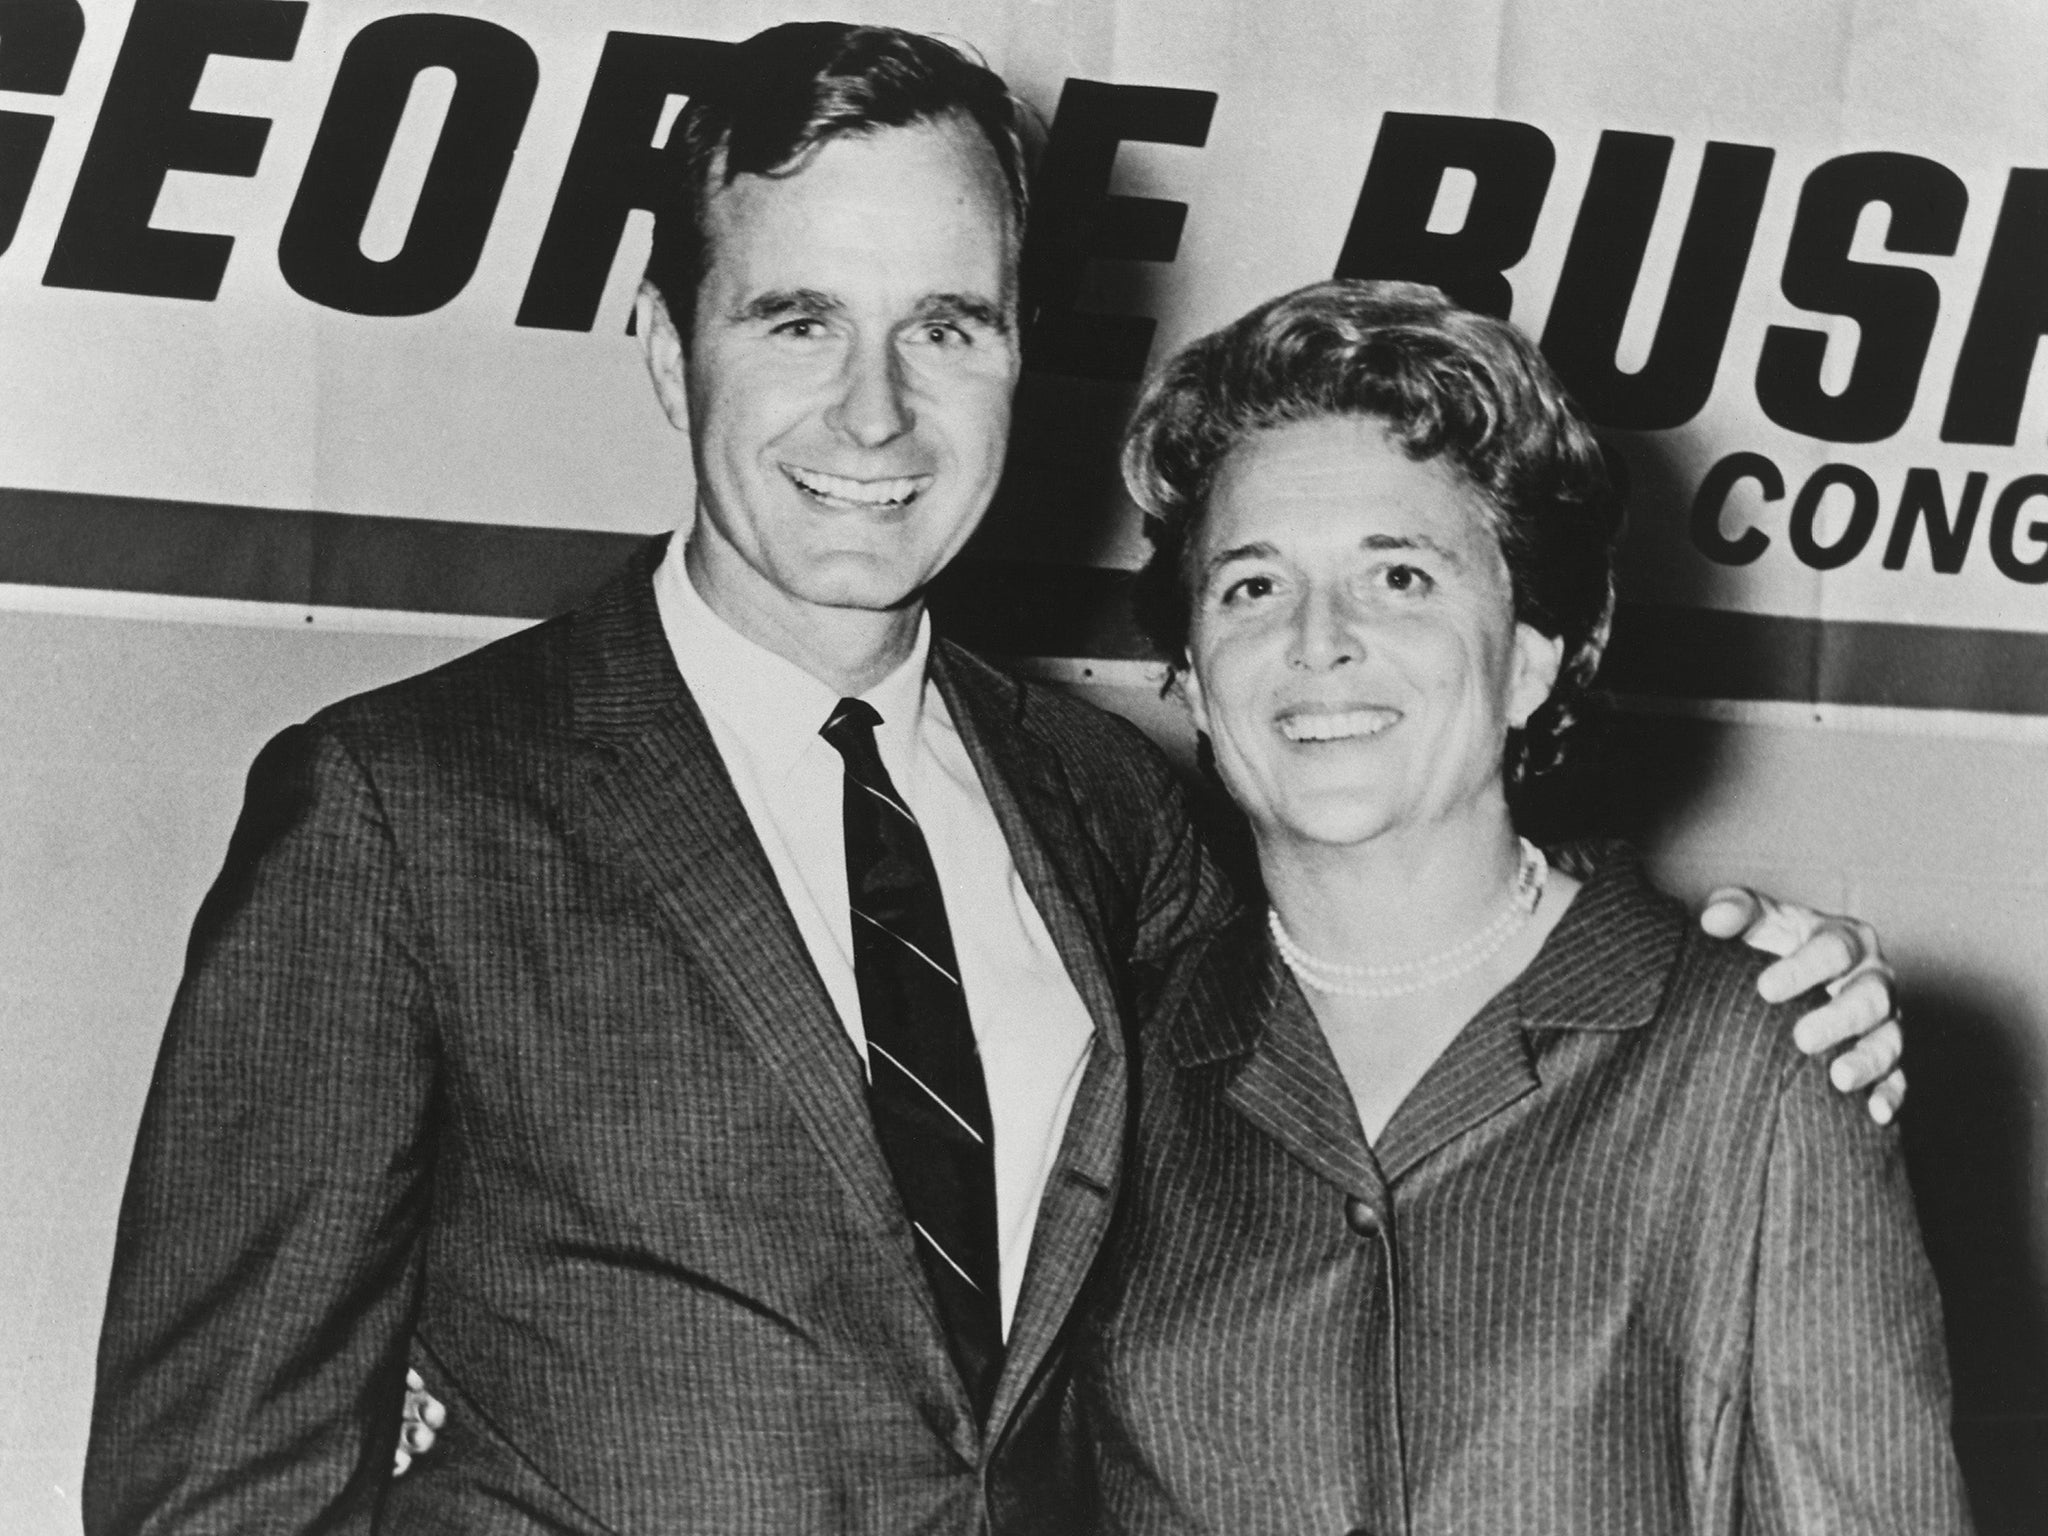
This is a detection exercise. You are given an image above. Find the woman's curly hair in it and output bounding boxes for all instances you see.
[1123,278,1624,781]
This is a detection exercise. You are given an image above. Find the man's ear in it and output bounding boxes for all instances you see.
[635,281,691,431]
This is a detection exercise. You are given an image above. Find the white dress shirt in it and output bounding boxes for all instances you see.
[654,547,1098,1336]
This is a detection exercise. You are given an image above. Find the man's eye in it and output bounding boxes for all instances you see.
[772,317,825,338]
[916,322,968,346]
[1380,564,1433,594]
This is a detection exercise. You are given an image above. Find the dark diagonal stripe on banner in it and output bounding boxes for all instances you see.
[1600,604,2048,717]
[4,486,2047,714]
[0,487,640,618]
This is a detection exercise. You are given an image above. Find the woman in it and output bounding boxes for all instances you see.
[1080,280,1970,1535]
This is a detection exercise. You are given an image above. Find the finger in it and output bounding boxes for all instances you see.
[1759,924,1868,1004]
[406,1368,424,1392]
[402,1385,446,1425]
[1727,892,1828,962]
[1789,964,1894,1052]
[393,1446,413,1477]
[1866,1068,1907,1125]
[1790,966,1894,1053]
[1698,886,1763,941]
[1827,1019,1904,1093]
[404,1420,438,1454]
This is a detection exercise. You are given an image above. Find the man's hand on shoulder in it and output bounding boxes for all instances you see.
[1700,887,1904,1125]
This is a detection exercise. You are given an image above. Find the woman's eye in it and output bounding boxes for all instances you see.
[1220,573,1276,604]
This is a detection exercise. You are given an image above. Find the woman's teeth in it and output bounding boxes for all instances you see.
[1279,708,1399,742]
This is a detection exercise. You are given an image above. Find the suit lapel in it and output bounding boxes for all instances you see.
[1217,941,1387,1206]
[1371,859,1673,1183]
[562,551,948,1357]
[1190,915,1540,1195]
[1370,998,1541,1184]
[1175,862,1677,1222]
[1167,921,1390,1218]
[930,649,1129,1434]
[931,647,1125,1051]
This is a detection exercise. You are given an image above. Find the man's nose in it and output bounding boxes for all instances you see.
[825,337,913,448]
[1287,586,1358,670]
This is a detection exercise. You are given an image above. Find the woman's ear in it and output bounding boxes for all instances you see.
[1507,623,1565,728]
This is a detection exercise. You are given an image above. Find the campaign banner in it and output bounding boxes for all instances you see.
[2,0,2044,720]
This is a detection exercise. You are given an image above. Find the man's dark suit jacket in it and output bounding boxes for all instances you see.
[1080,857,1972,1536]
[84,540,1228,1534]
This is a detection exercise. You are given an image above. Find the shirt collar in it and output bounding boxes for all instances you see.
[654,540,931,776]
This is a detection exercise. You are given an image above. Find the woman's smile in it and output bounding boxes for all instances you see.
[1274,704,1402,744]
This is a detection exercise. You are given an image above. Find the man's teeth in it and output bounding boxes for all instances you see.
[787,466,927,506]
[1279,709,1399,743]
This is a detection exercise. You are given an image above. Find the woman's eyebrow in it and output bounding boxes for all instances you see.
[1361,531,1465,567]
[1199,541,1279,583]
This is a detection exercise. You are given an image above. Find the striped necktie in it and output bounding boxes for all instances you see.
[820,697,1003,1419]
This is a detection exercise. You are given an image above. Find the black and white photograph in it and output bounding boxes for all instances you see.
[1,1,2042,1530]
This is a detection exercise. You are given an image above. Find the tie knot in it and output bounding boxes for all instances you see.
[820,697,884,759]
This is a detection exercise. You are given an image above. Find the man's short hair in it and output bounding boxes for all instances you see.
[645,22,1030,339]
[1124,278,1624,781]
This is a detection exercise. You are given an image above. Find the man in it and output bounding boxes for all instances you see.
[84,22,1900,1535]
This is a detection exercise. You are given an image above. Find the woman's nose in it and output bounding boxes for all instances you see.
[1286,587,1358,670]
[825,337,914,448]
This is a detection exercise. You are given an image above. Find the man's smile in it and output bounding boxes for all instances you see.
[783,464,932,508]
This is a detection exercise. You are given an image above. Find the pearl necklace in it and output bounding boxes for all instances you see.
[1268,838,1549,1000]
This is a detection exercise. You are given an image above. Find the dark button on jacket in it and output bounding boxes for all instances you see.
[1343,1196,1382,1238]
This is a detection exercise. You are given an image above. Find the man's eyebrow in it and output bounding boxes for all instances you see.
[915,292,1012,334]
[733,288,840,323]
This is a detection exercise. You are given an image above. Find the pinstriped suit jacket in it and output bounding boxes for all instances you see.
[1081,857,1972,1536]
[84,538,1230,1535]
